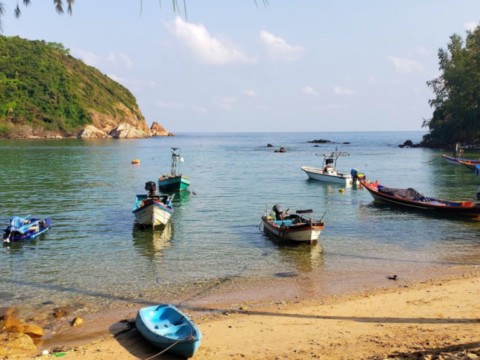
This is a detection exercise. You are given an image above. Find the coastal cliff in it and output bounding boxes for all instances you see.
[0,36,171,139]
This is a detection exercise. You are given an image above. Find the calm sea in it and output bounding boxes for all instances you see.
[1,132,479,315]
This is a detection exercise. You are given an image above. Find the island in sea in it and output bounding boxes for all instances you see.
[0,36,171,139]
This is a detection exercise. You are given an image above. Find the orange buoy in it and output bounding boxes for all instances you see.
[132,159,140,165]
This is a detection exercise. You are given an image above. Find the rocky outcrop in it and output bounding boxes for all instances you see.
[0,307,44,356]
[77,125,110,139]
[76,121,174,139]
[109,123,151,139]
[150,122,174,136]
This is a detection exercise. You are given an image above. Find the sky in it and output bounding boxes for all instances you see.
[1,1,479,133]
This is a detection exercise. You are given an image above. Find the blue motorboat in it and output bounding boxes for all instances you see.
[135,304,202,358]
[3,216,52,244]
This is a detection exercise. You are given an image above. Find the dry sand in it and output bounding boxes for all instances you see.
[11,270,480,360]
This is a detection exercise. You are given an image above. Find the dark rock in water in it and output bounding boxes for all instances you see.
[399,140,414,148]
[274,272,298,278]
[274,147,287,153]
[343,142,350,144]
[308,139,332,144]
[267,143,274,147]
[53,307,71,318]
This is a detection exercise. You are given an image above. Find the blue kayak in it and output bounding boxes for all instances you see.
[135,304,202,358]
[3,216,52,244]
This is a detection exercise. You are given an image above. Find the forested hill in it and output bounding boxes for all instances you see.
[0,36,152,138]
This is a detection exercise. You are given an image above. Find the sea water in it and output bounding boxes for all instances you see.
[0,132,479,314]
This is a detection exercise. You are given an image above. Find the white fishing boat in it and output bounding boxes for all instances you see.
[301,149,362,185]
[133,181,174,228]
[261,205,325,244]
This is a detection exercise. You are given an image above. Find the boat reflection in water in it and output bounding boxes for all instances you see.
[132,222,173,258]
[276,242,324,273]
[263,226,324,273]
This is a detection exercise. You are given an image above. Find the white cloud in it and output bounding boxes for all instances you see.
[167,17,254,65]
[416,47,430,56]
[213,96,237,110]
[154,101,185,110]
[193,106,208,114]
[243,90,256,97]
[388,56,423,74]
[465,21,478,32]
[259,30,304,61]
[72,49,133,70]
[302,86,318,95]
[334,86,354,96]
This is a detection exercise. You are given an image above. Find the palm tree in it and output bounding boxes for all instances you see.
[0,0,73,32]
[0,1,268,33]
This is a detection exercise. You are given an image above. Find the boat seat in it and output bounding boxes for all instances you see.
[155,323,191,337]
[274,219,293,227]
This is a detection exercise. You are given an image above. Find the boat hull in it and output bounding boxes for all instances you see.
[442,154,480,165]
[261,216,324,243]
[3,217,52,243]
[300,166,353,185]
[133,197,173,227]
[135,304,202,358]
[362,181,480,219]
[158,175,190,193]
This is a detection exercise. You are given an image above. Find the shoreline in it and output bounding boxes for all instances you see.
[5,266,480,359]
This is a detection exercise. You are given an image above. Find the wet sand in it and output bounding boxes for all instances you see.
[5,266,480,359]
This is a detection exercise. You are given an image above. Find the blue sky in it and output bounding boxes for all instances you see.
[1,1,479,132]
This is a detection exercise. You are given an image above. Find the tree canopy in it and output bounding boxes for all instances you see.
[422,25,480,147]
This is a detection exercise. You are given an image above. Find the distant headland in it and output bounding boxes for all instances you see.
[0,36,172,139]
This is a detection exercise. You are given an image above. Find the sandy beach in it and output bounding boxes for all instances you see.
[4,269,480,360]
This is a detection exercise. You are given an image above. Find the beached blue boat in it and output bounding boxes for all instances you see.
[135,304,202,358]
[3,216,52,244]
[158,148,190,193]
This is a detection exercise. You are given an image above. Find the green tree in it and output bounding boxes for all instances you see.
[423,25,480,147]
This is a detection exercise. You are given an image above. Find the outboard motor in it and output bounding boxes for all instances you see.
[145,181,157,197]
[351,168,365,182]
[272,204,283,220]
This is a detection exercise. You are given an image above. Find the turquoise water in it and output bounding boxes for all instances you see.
[1,132,479,314]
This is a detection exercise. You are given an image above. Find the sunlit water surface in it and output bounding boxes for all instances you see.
[0,132,479,314]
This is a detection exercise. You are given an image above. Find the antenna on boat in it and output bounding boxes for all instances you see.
[170,148,181,176]
[319,211,326,222]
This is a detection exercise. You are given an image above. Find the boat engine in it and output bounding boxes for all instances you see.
[145,181,157,197]
[272,204,283,220]
[351,168,365,182]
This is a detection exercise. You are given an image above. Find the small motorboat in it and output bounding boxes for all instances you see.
[3,216,52,244]
[301,149,363,186]
[135,304,202,358]
[362,180,480,220]
[158,148,190,193]
[261,204,325,244]
[133,181,174,228]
